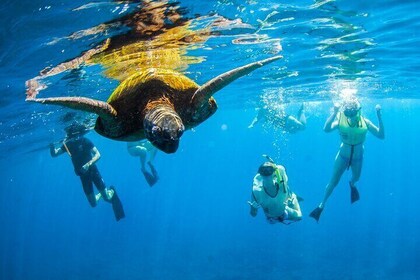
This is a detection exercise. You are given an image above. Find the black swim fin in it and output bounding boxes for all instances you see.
[148,162,159,180]
[350,183,360,204]
[110,186,125,221]
[142,170,158,187]
[309,206,323,223]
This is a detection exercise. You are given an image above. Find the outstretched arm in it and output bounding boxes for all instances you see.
[247,176,260,217]
[323,104,340,132]
[248,195,259,217]
[365,104,385,139]
[149,146,158,163]
[49,143,65,157]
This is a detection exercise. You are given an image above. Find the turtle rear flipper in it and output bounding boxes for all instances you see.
[27,96,117,121]
[191,55,283,104]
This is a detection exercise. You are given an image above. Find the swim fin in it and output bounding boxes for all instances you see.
[309,206,323,223]
[142,170,158,187]
[296,195,304,202]
[148,162,159,180]
[110,186,125,221]
[350,182,360,204]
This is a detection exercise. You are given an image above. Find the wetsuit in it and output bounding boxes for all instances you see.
[62,137,106,197]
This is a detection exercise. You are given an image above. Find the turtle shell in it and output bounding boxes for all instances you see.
[95,68,200,141]
[107,68,199,104]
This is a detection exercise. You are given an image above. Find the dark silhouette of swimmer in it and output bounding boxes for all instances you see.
[50,123,125,221]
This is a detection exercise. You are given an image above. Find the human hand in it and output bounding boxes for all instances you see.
[247,201,260,209]
[81,162,91,174]
[49,143,56,156]
[375,104,382,117]
[333,103,340,113]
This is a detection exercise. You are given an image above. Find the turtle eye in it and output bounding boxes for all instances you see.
[151,126,161,136]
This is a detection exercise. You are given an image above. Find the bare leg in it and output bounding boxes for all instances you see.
[128,144,148,171]
[144,147,159,186]
[285,116,305,133]
[297,103,306,126]
[350,158,363,186]
[285,103,306,133]
[139,153,147,172]
[148,148,157,164]
[349,158,363,203]
[319,152,348,208]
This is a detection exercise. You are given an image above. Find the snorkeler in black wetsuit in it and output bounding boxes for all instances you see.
[50,123,125,221]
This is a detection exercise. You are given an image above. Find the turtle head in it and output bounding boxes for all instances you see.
[144,104,185,154]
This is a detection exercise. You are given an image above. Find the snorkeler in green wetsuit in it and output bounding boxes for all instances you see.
[248,156,302,224]
[310,99,385,222]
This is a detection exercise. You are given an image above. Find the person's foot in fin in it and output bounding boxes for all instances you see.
[350,181,360,204]
[109,186,125,221]
[309,205,323,223]
[142,170,158,187]
[148,162,159,180]
[106,188,115,200]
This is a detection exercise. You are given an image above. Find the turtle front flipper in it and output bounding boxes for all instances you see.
[191,55,283,104]
[27,96,117,121]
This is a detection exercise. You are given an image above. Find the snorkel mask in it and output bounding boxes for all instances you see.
[258,162,276,177]
[64,123,89,140]
[259,154,277,176]
[343,99,361,118]
[259,154,288,193]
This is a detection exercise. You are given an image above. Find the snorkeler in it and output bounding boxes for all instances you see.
[309,99,385,222]
[248,103,306,133]
[127,140,159,187]
[50,123,125,221]
[248,155,302,224]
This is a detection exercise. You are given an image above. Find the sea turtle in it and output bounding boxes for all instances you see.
[27,56,282,153]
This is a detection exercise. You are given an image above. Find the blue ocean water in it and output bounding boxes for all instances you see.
[0,0,419,279]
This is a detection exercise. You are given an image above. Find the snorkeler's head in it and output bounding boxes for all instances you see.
[258,162,277,177]
[65,123,89,139]
[343,99,361,118]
